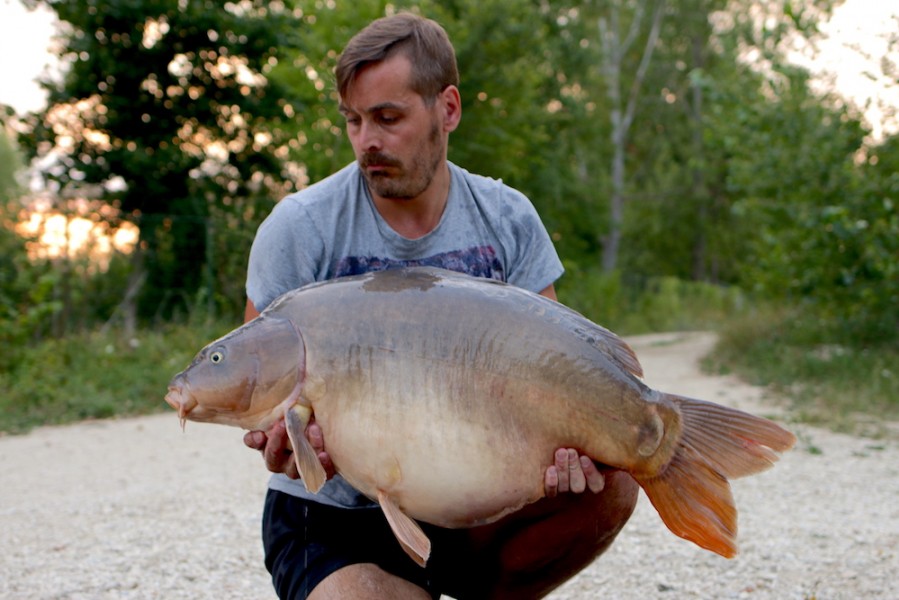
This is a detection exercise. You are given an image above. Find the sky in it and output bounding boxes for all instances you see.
[0,0,57,113]
[0,0,897,138]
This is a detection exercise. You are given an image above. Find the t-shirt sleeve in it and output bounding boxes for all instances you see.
[245,199,321,312]
[500,187,564,294]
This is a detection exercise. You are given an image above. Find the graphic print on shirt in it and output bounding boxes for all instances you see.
[333,246,504,281]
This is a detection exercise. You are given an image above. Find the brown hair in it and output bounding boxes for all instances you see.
[336,13,459,104]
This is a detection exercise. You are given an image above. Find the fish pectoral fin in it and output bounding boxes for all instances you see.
[285,405,327,493]
[377,490,431,568]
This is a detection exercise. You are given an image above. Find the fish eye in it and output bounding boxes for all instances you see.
[209,350,225,364]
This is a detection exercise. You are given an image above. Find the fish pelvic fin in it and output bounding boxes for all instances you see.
[285,404,327,493]
[378,490,431,567]
[636,394,796,558]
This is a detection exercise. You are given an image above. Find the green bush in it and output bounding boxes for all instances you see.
[557,265,744,335]
[710,306,899,436]
[0,319,234,434]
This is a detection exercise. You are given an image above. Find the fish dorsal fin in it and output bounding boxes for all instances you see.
[579,322,643,378]
[285,405,327,493]
[553,304,643,378]
[377,490,431,567]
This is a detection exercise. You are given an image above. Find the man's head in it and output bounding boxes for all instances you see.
[336,13,459,106]
[336,14,462,202]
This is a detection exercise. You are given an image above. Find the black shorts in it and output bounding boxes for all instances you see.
[261,489,500,599]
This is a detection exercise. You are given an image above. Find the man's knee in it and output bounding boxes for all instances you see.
[491,469,639,594]
[595,469,640,526]
[308,564,433,600]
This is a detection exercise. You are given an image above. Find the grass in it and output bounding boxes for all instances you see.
[707,306,899,439]
[0,319,234,434]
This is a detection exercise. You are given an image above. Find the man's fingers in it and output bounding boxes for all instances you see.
[243,430,266,451]
[554,448,570,493]
[263,420,296,476]
[567,449,586,493]
[307,422,325,454]
[581,456,605,493]
[544,465,559,498]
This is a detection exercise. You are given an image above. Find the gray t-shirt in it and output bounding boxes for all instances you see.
[246,161,564,508]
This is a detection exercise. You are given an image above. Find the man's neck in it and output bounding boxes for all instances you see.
[370,163,451,240]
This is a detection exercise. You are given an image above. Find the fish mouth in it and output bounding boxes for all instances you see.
[165,385,197,430]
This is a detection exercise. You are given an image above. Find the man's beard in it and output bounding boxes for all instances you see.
[360,122,442,200]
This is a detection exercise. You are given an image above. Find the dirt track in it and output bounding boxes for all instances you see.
[1,332,896,599]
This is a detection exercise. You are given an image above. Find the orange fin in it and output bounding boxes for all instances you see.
[669,394,796,479]
[285,405,327,493]
[378,490,431,567]
[639,447,738,557]
[637,394,796,558]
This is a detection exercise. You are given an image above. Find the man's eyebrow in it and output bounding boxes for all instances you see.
[339,101,407,115]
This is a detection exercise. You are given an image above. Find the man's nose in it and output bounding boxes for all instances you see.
[358,121,382,152]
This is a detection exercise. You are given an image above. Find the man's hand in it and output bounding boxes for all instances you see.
[544,448,605,497]
[243,419,335,480]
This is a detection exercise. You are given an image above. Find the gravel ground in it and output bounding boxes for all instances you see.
[1,332,896,599]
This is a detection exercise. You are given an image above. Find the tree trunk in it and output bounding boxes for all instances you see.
[101,240,145,338]
[597,0,666,272]
[689,34,708,282]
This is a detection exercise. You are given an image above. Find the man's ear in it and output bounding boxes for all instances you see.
[440,85,462,133]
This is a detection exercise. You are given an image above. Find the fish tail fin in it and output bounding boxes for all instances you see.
[636,394,796,558]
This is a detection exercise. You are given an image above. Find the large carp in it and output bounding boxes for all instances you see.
[165,267,794,566]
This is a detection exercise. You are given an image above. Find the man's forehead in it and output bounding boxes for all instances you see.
[339,55,422,113]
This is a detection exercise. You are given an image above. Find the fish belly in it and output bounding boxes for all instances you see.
[312,359,556,528]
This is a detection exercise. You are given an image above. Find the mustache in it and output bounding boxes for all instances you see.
[360,152,402,170]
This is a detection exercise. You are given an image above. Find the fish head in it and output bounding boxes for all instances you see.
[165,315,305,430]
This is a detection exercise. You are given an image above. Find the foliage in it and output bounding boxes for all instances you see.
[0,127,22,202]
[717,65,897,343]
[710,306,899,437]
[0,318,232,434]
[0,133,62,369]
[18,0,306,322]
[557,265,744,335]
[0,239,62,371]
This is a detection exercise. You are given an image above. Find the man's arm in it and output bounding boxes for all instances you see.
[538,284,558,301]
[244,299,261,322]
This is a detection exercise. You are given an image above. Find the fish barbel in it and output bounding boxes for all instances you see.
[165,267,795,566]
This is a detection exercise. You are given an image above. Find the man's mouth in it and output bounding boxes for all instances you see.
[362,153,400,174]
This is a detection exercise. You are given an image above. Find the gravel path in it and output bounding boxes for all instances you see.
[1,332,896,599]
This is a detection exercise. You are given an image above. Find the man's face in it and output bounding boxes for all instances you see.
[339,54,447,200]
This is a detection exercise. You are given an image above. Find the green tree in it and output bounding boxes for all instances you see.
[0,127,21,203]
[0,128,62,369]
[611,0,844,285]
[18,0,304,327]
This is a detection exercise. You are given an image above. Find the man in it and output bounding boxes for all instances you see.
[243,13,638,599]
